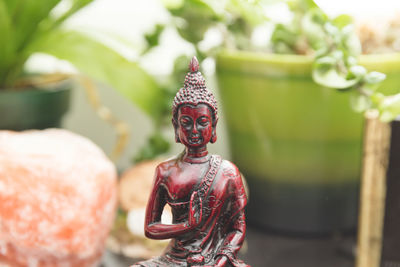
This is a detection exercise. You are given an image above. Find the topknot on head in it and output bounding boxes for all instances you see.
[189,56,199,73]
[172,56,218,123]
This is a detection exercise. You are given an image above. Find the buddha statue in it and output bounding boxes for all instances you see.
[132,57,249,267]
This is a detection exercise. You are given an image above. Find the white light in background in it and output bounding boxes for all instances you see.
[252,24,274,48]
[28,0,400,75]
[316,0,400,19]
[25,53,78,74]
[264,1,293,24]
[139,27,194,76]
[316,0,400,38]
[29,0,194,76]
[65,0,169,43]
[198,28,223,52]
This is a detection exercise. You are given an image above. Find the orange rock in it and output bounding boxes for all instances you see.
[0,129,117,266]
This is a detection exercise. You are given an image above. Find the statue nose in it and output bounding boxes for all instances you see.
[192,125,199,134]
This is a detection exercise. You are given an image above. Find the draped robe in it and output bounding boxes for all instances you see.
[133,155,249,267]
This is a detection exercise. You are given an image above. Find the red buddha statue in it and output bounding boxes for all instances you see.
[132,57,249,267]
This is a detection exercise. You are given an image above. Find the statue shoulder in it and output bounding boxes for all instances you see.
[217,158,248,201]
[153,155,181,179]
[219,158,241,180]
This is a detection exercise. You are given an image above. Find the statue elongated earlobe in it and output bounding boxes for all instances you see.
[211,125,217,143]
[175,131,181,143]
[172,118,181,143]
[211,132,217,143]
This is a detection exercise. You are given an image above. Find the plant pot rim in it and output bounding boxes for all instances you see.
[0,77,72,131]
[216,50,400,76]
[217,50,400,64]
[0,76,73,94]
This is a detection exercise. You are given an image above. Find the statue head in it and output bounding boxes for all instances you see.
[172,57,218,146]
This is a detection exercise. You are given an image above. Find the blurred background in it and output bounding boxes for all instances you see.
[2,0,400,266]
[32,0,400,168]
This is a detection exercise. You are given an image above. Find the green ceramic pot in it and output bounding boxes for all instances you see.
[0,80,71,131]
[216,51,400,234]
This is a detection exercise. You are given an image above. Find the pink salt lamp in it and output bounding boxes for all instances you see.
[0,129,117,266]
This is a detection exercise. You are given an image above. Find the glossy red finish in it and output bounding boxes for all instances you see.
[177,104,214,149]
[189,56,200,72]
[132,58,249,267]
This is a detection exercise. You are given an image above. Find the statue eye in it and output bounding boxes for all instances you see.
[198,117,209,126]
[180,117,192,127]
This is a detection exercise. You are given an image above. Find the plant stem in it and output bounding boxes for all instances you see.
[356,110,391,267]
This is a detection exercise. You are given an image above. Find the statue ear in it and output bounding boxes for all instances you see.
[175,132,181,143]
[211,130,217,143]
[172,118,181,143]
[210,120,217,143]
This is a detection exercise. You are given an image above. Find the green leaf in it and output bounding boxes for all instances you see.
[169,0,215,15]
[288,0,318,13]
[226,0,269,26]
[364,71,386,84]
[43,0,94,31]
[312,66,358,89]
[342,29,361,56]
[271,24,298,53]
[9,0,62,50]
[162,0,184,9]
[172,0,219,44]
[314,56,336,70]
[301,10,325,50]
[347,65,366,80]
[350,92,371,113]
[134,133,170,163]
[332,14,353,29]
[274,42,296,54]
[370,92,385,106]
[379,93,400,122]
[34,29,164,120]
[143,24,165,54]
[0,0,95,87]
[324,22,339,36]
[346,56,357,66]
[0,0,14,85]
[315,62,365,89]
[331,50,343,60]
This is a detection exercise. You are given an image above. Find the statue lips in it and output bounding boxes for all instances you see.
[189,135,202,145]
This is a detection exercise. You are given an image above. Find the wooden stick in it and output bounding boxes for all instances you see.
[356,110,391,267]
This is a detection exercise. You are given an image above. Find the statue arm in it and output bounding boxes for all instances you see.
[215,210,247,266]
[216,168,248,266]
[144,166,194,240]
[145,221,192,240]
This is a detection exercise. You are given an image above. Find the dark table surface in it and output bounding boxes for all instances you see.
[102,227,355,267]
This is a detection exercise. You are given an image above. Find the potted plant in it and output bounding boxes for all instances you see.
[0,0,166,134]
[143,0,400,234]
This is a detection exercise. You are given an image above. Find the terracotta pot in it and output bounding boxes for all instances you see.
[216,51,400,234]
[0,79,71,130]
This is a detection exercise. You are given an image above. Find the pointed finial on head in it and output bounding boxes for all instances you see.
[189,56,199,73]
[172,56,218,122]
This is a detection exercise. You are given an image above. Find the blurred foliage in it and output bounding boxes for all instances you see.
[0,0,166,122]
[134,133,170,163]
[269,0,400,122]
[6,0,398,163]
[146,0,400,130]
[0,0,175,163]
[38,29,165,120]
[135,0,277,162]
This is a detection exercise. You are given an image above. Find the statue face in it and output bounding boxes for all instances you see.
[176,104,214,147]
